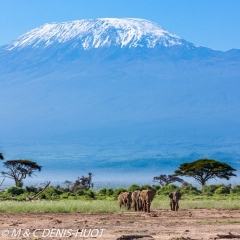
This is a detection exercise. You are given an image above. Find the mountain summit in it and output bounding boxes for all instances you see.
[6,18,190,50]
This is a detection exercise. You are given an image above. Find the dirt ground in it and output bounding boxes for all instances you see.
[0,208,240,240]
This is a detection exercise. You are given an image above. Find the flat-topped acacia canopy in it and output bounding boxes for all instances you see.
[174,159,237,188]
[1,159,42,187]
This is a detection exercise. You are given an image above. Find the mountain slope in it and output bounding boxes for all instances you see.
[0,18,240,167]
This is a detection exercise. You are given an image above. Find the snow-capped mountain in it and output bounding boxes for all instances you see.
[5,18,189,50]
[0,18,240,176]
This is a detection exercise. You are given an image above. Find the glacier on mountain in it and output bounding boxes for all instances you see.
[6,18,188,50]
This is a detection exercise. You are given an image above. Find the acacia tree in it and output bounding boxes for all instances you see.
[153,174,184,186]
[1,160,42,187]
[174,159,237,188]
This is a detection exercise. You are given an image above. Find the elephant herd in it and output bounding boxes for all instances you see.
[118,190,181,213]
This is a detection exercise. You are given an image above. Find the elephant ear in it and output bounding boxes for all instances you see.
[178,192,182,199]
[168,192,173,199]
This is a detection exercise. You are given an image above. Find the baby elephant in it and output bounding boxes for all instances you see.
[118,192,132,210]
[169,191,181,211]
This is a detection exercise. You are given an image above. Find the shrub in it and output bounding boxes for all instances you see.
[151,185,161,191]
[113,188,128,196]
[39,186,63,200]
[202,184,225,194]
[25,186,38,194]
[230,185,240,194]
[60,192,70,199]
[6,186,25,196]
[214,186,230,194]
[75,189,85,196]
[203,192,213,196]
[98,188,107,195]
[128,184,141,192]
[140,184,154,190]
[180,184,200,195]
[84,190,95,199]
[106,188,114,196]
[157,184,179,195]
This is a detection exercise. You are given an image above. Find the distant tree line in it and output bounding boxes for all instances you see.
[0,152,238,201]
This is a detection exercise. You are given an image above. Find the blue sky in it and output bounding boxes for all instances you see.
[0,0,240,51]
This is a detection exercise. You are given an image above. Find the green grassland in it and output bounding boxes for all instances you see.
[0,197,240,213]
[0,186,240,213]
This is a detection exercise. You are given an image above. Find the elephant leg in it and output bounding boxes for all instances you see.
[170,199,173,211]
[176,201,179,211]
[172,201,176,211]
[134,201,137,211]
[137,201,140,211]
[127,200,131,210]
[138,203,142,211]
[144,201,147,212]
[147,203,150,213]
[138,199,142,211]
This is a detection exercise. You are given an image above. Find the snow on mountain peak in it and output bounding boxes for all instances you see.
[6,18,185,50]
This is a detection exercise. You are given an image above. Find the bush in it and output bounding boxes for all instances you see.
[128,184,141,192]
[25,186,38,194]
[230,185,240,194]
[157,184,179,195]
[151,185,161,191]
[140,184,154,190]
[180,184,200,195]
[98,188,107,195]
[203,192,213,196]
[39,186,63,200]
[75,189,85,196]
[113,188,128,196]
[60,192,71,199]
[106,188,114,196]
[214,186,230,194]
[84,190,95,199]
[202,184,225,194]
[7,186,26,196]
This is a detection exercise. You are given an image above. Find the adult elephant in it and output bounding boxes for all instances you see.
[131,190,142,211]
[140,189,155,213]
[118,192,132,210]
[169,191,181,211]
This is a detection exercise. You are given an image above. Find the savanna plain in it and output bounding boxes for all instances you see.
[1,192,240,239]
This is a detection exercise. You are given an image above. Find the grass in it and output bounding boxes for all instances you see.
[0,200,120,213]
[0,197,240,213]
[152,197,240,210]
